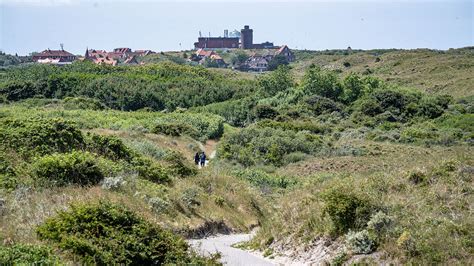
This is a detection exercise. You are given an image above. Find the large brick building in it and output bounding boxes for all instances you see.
[194,37,239,49]
[194,25,277,50]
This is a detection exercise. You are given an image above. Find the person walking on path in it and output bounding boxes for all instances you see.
[194,152,200,166]
[200,152,206,167]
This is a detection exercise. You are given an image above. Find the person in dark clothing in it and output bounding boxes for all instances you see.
[200,152,206,167]
[194,152,200,165]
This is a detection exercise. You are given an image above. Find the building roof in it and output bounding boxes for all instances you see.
[196,49,215,57]
[124,55,138,64]
[210,54,223,60]
[94,57,117,66]
[36,49,75,57]
[276,45,289,55]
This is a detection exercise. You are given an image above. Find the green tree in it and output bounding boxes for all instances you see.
[343,73,365,103]
[231,51,249,66]
[301,64,343,101]
[258,65,294,96]
[267,54,289,71]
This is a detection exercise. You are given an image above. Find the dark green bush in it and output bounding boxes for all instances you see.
[219,126,324,166]
[152,122,197,137]
[63,97,106,110]
[322,187,375,235]
[258,65,294,96]
[86,133,134,161]
[301,65,343,101]
[0,118,84,158]
[305,95,343,115]
[153,112,224,141]
[256,119,330,134]
[0,62,257,112]
[132,157,171,184]
[32,151,104,187]
[0,153,17,190]
[0,244,60,264]
[254,105,279,120]
[163,151,197,178]
[0,81,40,101]
[36,201,216,265]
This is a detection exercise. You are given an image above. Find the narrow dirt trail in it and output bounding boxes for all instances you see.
[188,233,276,266]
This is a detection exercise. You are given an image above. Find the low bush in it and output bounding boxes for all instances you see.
[36,201,216,265]
[132,157,171,184]
[86,133,134,161]
[305,95,344,115]
[153,112,224,141]
[219,126,324,166]
[254,105,279,120]
[256,119,330,134]
[0,118,84,158]
[153,122,198,137]
[345,230,377,254]
[31,151,104,187]
[63,96,106,110]
[163,151,197,178]
[0,244,60,264]
[407,169,428,185]
[322,187,375,235]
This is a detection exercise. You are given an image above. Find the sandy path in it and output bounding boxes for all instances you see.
[188,233,276,266]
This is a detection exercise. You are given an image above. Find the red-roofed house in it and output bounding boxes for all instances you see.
[33,49,76,63]
[275,45,295,62]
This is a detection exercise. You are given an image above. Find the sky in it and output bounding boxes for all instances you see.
[0,0,472,55]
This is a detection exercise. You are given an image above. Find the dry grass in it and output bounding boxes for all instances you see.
[290,48,474,99]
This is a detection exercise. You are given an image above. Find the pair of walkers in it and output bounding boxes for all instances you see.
[194,152,206,167]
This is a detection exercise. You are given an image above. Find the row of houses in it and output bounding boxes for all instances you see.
[239,45,295,72]
[32,48,155,65]
[192,45,294,72]
[82,48,154,66]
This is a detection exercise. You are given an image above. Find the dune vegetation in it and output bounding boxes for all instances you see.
[0,48,472,264]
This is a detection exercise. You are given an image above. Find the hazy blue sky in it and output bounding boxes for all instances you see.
[1,0,472,55]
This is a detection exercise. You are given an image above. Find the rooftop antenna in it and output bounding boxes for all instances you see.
[60,43,64,50]
[199,31,202,37]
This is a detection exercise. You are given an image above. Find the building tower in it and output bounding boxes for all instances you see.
[240,25,253,49]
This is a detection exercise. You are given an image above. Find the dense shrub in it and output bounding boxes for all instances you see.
[0,244,60,264]
[322,187,375,235]
[153,112,224,141]
[32,151,104,187]
[132,157,171,184]
[305,95,344,115]
[219,126,324,166]
[86,134,134,161]
[256,119,330,134]
[163,151,197,178]
[258,65,294,96]
[153,122,197,137]
[254,105,279,120]
[301,65,343,101]
[345,230,377,254]
[0,118,84,157]
[0,80,40,101]
[0,62,257,112]
[63,96,106,110]
[194,97,257,127]
[36,201,215,265]
[0,153,17,190]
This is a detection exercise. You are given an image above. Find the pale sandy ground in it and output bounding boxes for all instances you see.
[188,233,277,266]
[188,233,313,266]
